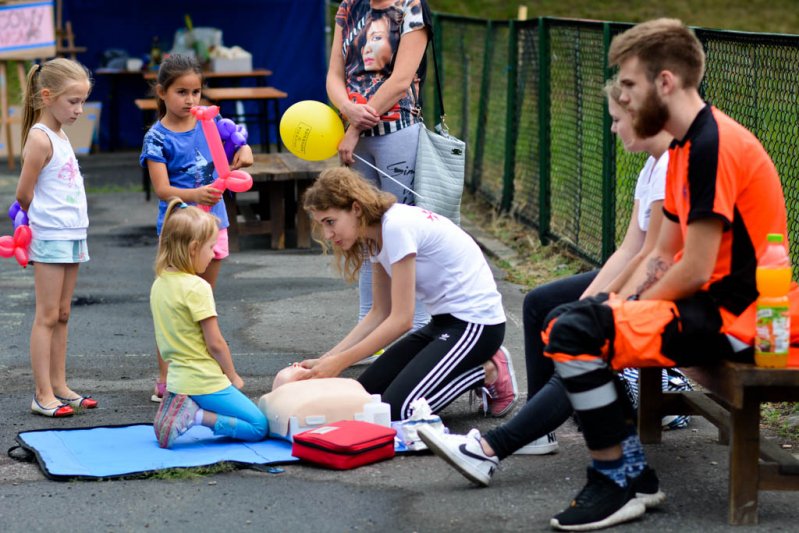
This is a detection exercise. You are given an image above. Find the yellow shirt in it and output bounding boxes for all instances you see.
[150,271,231,395]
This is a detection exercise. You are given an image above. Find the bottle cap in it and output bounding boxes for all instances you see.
[767,233,784,243]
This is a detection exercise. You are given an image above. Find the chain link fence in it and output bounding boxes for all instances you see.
[325,5,799,272]
[431,15,799,273]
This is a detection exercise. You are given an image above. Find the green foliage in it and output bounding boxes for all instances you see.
[429,0,799,34]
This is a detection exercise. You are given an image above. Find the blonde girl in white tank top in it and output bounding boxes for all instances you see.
[15,58,97,418]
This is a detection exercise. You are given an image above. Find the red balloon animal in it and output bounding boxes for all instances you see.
[0,225,32,268]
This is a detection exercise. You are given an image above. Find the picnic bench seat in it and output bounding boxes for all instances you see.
[637,360,799,525]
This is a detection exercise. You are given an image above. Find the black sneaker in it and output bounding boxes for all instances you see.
[631,466,666,508]
[551,468,646,531]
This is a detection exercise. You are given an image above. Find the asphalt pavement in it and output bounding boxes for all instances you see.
[0,153,795,532]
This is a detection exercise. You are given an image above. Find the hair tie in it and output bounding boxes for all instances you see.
[178,202,188,209]
[35,64,42,74]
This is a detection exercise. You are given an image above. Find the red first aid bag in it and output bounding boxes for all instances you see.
[291,420,396,470]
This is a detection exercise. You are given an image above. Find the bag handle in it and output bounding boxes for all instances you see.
[428,24,448,132]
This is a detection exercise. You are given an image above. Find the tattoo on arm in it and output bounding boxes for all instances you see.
[635,257,671,295]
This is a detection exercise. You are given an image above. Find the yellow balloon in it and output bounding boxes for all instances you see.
[279,101,345,161]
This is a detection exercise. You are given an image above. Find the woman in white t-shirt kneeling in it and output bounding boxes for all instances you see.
[295,167,515,421]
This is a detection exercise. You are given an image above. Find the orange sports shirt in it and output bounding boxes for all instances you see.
[664,105,788,343]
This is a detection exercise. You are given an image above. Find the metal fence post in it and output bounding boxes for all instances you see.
[501,20,519,212]
[537,17,551,244]
[601,22,616,262]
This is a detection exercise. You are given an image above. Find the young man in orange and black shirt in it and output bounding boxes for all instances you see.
[543,18,788,531]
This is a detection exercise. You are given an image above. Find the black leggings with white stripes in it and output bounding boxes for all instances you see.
[358,314,505,421]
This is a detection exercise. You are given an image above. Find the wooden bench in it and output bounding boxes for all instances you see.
[637,359,799,525]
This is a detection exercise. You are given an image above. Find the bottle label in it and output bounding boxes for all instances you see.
[755,303,790,355]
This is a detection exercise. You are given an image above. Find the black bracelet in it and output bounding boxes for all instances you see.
[627,293,640,301]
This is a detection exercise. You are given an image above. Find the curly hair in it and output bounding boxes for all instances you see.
[303,167,396,282]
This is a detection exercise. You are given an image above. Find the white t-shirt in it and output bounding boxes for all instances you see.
[634,152,668,232]
[27,123,89,240]
[372,204,505,325]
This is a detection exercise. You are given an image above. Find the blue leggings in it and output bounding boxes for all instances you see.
[192,386,268,442]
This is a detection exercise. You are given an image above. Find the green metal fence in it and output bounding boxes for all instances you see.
[431,14,799,272]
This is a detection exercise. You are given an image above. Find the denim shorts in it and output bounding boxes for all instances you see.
[29,238,90,263]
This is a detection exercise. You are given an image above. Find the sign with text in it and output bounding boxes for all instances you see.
[0,1,56,60]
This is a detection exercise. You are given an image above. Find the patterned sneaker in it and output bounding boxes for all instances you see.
[484,346,519,417]
[631,466,666,508]
[153,393,199,449]
[513,432,559,455]
[417,426,499,487]
[551,468,646,531]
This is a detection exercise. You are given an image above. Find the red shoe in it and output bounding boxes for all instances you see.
[31,397,74,417]
[484,346,519,417]
[56,394,98,410]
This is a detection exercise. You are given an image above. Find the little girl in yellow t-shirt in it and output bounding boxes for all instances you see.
[150,198,267,448]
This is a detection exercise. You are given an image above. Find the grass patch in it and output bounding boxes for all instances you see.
[762,403,799,445]
[461,190,588,289]
[142,462,238,480]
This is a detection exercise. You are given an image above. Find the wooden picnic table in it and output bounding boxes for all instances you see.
[226,152,338,251]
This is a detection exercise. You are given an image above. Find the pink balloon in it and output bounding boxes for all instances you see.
[15,225,31,247]
[0,226,31,267]
[14,247,28,268]
[0,235,13,258]
[224,169,253,193]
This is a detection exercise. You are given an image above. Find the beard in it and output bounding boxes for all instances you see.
[632,86,670,138]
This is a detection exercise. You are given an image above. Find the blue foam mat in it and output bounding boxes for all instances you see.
[16,423,298,480]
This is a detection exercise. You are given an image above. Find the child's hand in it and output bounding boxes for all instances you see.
[195,185,223,206]
[230,373,245,389]
[231,145,253,169]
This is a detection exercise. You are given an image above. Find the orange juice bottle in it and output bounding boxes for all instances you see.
[755,233,791,368]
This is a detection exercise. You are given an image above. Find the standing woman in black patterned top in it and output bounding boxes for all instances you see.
[328,0,431,335]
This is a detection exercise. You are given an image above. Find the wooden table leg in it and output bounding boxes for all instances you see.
[225,191,241,253]
[296,179,313,248]
[268,182,285,250]
[638,367,663,444]
[728,395,760,525]
[273,99,282,152]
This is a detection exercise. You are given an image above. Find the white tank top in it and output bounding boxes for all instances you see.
[28,123,89,240]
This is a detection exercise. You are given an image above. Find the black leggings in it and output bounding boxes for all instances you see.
[483,271,597,459]
[358,314,505,421]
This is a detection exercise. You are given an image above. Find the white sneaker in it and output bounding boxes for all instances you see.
[513,432,559,455]
[417,426,499,487]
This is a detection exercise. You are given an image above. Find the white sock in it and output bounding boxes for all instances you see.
[194,409,204,426]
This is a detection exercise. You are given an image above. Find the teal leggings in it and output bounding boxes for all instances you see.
[192,385,268,442]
